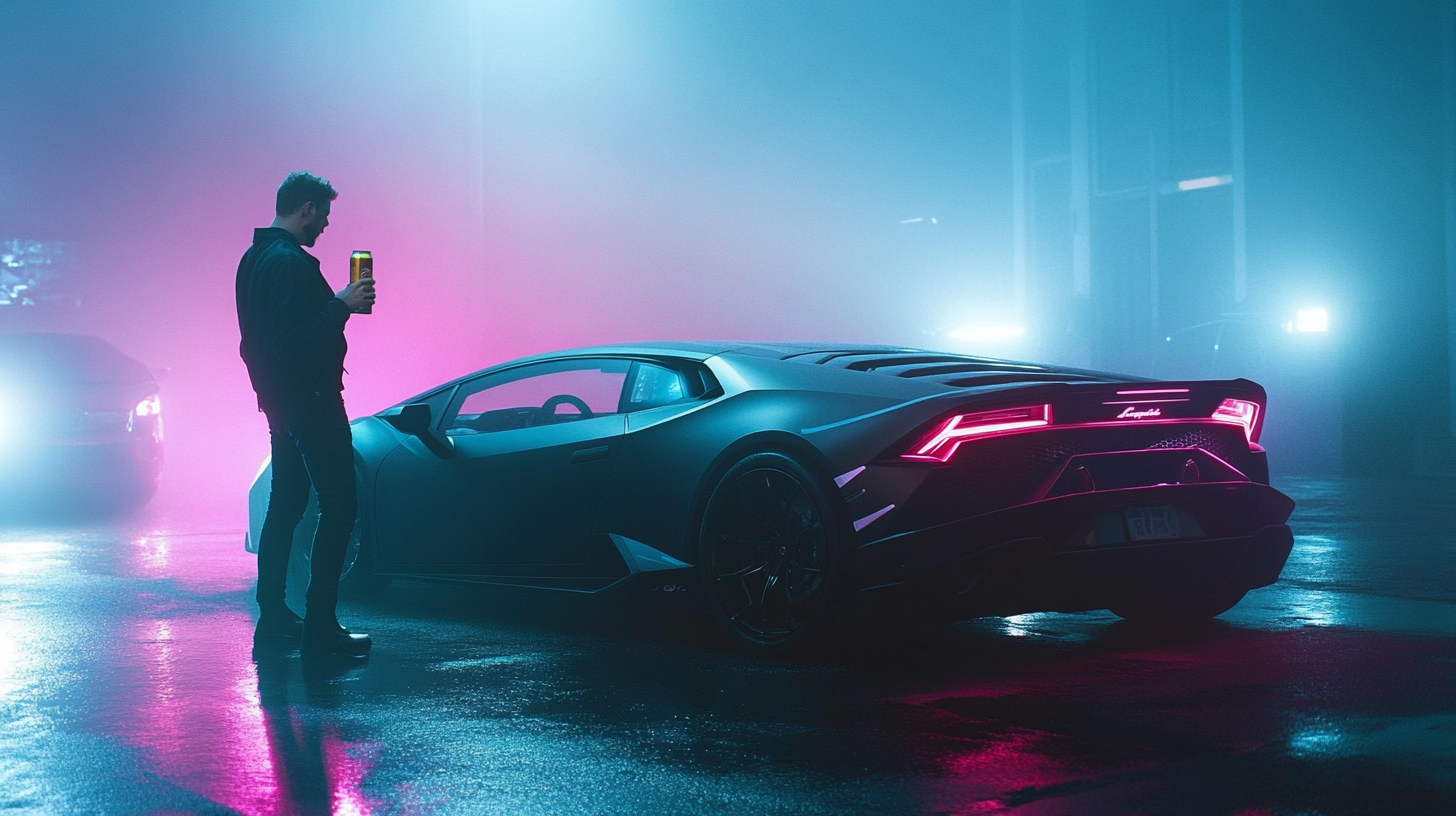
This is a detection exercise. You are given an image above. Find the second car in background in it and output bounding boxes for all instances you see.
[0,332,163,513]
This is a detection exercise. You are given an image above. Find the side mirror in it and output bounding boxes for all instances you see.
[385,403,454,458]
[392,403,432,435]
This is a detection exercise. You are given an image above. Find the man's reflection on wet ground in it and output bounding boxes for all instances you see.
[253,649,375,815]
[0,477,1452,814]
[59,528,379,815]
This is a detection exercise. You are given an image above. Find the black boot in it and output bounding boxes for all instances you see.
[302,618,372,655]
[254,606,304,644]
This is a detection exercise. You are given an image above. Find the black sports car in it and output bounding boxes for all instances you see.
[0,332,163,512]
[247,343,1294,651]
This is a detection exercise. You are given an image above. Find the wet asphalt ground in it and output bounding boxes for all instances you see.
[1,477,1454,815]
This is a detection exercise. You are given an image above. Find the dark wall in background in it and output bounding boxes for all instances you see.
[1012,0,1451,477]
[1246,0,1448,476]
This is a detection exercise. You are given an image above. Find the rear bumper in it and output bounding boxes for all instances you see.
[857,482,1295,618]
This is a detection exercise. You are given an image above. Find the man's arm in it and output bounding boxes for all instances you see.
[259,253,356,366]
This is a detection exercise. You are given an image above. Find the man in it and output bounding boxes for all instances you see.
[236,171,375,654]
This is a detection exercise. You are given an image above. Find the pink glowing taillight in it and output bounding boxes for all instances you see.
[1211,398,1260,442]
[904,404,1052,462]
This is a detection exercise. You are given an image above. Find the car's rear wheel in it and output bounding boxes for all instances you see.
[1109,588,1247,624]
[698,452,852,653]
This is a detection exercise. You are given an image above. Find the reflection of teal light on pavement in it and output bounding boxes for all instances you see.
[1279,535,1348,627]
[1292,535,1338,575]
[0,614,21,702]
[1002,613,1036,637]
[1000,612,1062,638]
[1289,715,1346,758]
[0,543,68,701]
[0,541,67,577]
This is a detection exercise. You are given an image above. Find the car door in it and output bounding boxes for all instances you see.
[374,358,630,574]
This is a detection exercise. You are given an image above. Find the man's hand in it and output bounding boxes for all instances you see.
[336,277,376,313]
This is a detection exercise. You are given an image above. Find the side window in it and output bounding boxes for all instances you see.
[623,362,691,411]
[447,359,630,434]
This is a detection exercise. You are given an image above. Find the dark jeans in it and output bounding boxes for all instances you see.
[255,393,357,623]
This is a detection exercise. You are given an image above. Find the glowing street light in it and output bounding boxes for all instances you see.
[947,323,1026,343]
[1176,174,1233,192]
[1284,307,1329,334]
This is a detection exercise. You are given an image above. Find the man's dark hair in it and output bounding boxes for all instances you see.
[275,171,338,217]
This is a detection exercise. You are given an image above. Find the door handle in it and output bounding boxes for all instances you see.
[569,445,610,464]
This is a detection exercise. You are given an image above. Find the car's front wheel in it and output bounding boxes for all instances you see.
[697,451,852,653]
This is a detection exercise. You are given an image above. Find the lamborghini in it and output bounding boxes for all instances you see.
[246,343,1294,651]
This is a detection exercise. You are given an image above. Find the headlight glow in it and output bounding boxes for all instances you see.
[134,395,161,417]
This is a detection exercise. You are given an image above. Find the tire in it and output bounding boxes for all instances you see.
[1109,588,1247,625]
[697,451,853,653]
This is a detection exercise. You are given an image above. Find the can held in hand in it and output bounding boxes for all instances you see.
[349,250,373,314]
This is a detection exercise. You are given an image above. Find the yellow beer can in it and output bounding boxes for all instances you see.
[349,250,373,314]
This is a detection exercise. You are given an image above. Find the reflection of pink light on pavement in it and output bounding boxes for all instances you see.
[119,612,280,814]
[97,608,379,814]
[121,531,257,594]
[897,632,1404,812]
[228,666,282,815]
[133,618,185,761]
[127,536,171,579]
[325,726,378,816]
[94,531,382,813]
[934,728,1109,813]
[944,729,1064,788]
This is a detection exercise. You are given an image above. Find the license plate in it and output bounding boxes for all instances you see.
[1125,506,1180,541]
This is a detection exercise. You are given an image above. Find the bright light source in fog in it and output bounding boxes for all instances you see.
[1286,307,1329,333]
[948,324,1025,342]
[1177,174,1232,191]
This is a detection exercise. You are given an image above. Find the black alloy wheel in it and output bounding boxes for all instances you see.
[699,452,850,652]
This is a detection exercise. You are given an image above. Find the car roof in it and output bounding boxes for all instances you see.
[393,341,1136,408]
[0,332,152,385]
[477,342,1132,387]
[515,341,928,361]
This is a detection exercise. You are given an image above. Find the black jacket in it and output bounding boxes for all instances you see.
[236,227,351,409]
